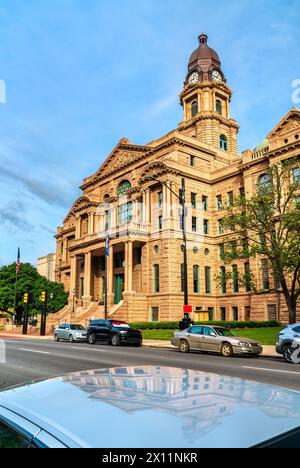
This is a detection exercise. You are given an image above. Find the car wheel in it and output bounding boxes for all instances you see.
[54,334,59,342]
[69,335,74,343]
[111,334,121,347]
[179,339,190,353]
[283,345,294,363]
[221,343,233,358]
[88,334,96,345]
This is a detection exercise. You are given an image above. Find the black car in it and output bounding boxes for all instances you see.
[87,320,143,347]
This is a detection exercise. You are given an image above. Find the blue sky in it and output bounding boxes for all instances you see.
[0,0,299,266]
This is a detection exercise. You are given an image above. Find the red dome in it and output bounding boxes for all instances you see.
[189,34,221,67]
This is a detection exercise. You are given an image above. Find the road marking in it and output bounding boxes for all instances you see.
[243,366,300,375]
[70,347,109,352]
[20,348,50,355]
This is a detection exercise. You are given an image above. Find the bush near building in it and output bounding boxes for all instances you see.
[129,320,281,330]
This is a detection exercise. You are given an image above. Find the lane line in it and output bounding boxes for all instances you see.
[70,347,109,352]
[243,366,300,375]
[19,348,50,355]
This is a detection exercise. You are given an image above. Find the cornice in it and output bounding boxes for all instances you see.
[179,81,233,102]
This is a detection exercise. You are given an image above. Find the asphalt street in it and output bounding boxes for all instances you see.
[1,338,300,392]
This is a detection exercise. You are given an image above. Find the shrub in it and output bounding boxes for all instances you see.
[129,320,281,330]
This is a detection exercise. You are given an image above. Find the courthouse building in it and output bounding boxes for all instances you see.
[53,34,300,325]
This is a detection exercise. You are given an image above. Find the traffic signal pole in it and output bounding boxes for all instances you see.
[22,293,29,335]
[40,291,47,336]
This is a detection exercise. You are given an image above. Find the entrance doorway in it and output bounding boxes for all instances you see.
[114,274,124,304]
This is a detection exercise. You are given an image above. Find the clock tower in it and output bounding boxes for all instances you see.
[179,34,239,158]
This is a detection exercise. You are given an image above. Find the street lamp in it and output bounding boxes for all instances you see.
[147,176,189,306]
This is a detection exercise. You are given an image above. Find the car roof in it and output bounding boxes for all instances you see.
[1,366,300,448]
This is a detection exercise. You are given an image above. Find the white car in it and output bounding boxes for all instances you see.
[54,324,87,343]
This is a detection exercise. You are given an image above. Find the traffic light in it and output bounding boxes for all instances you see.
[23,293,29,304]
[41,291,47,303]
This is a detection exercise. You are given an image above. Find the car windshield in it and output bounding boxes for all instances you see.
[70,325,85,331]
[214,328,236,337]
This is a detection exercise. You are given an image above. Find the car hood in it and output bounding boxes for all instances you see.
[229,336,261,344]
[1,366,300,448]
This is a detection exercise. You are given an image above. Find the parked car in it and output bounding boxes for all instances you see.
[87,320,142,347]
[172,325,262,357]
[1,366,300,448]
[276,324,300,363]
[54,324,87,343]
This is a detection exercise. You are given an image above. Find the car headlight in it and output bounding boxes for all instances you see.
[238,341,251,347]
[75,332,81,337]
[120,331,128,335]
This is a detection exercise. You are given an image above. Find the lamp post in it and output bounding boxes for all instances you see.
[148,176,189,306]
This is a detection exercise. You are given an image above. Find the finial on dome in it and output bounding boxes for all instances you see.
[198,33,208,45]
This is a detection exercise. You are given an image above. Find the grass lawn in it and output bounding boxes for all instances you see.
[142,327,283,345]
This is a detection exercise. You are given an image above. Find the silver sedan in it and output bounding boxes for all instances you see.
[171,325,262,357]
[54,324,87,343]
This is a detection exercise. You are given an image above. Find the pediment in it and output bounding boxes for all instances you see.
[139,162,179,184]
[267,108,300,139]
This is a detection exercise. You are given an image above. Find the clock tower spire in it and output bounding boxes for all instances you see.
[179,34,239,158]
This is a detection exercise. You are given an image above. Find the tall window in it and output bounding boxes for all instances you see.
[204,219,209,235]
[192,217,197,232]
[261,259,270,290]
[227,191,234,207]
[208,307,214,321]
[190,155,196,167]
[219,243,225,260]
[244,262,251,292]
[232,307,239,321]
[216,99,222,115]
[117,180,131,197]
[258,174,272,193]
[151,307,159,322]
[220,266,227,294]
[232,265,239,293]
[153,264,160,293]
[158,216,163,230]
[193,266,200,293]
[218,219,224,235]
[220,307,226,321]
[292,167,300,184]
[191,192,197,209]
[220,135,228,151]
[205,267,212,294]
[202,195,208,211]
[191,100,198,117]
[118,202,133,225]
[158,191,163,208]
[216,195,222,211]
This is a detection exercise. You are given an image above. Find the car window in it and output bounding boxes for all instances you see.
[70,325,85,331]
[214,328,236,337]
[58,325,65,329]
[0,421,30,449]
[190,326,203,335]
[292,326,300,333]
[202,327,215,336]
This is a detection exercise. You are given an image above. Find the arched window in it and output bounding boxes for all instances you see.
[220,134,228,151]
[216,99,222,115]
[103,194,110,202]
[117,180,131,197]
[191,100,198,118]
[258,174,272,193]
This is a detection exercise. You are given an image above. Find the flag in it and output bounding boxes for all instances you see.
[105,235,110,257]
[16,248,20,275]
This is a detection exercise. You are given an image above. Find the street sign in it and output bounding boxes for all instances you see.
[183,305,193,314]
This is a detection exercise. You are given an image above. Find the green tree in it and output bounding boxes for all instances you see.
[0,263,68,323]
[220,159,300,324]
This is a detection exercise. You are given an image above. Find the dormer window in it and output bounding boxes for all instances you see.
[220,134,228,151]
[191,101,198,118]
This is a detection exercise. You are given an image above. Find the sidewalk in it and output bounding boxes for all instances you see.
[0,333,278,358]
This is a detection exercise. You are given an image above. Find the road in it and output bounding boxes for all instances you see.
[1,338,300,392]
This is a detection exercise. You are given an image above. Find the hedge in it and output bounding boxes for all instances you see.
[129,320,281,330]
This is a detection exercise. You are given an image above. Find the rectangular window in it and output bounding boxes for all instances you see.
[151,307,159,322]
[203,219,209,235]
[190,155,196,167]
[218,220,224,234]
[205,266,212,294]
[261,259,270,290]
[220,266,227,294]
[232,265,239,293]
[192,217,197,233]
[219,243,225,260]
[153,264,160,293]
[292,167,300,183]
[193,265,200,293]
[245,306,251,321]
[135,248,142,265]
[244,262,251,292]
[158,191,163,208]
[202,196,208,211]
[191,192,197,209]
[118,202,133,225]
[227,191,234,207]
[216,195,222,211]
[239,187,245,199]
[158,216,163,230]
[208,307,214,321]
[268,304,277,321]
[232,306,239,321]
[220,307,226,321]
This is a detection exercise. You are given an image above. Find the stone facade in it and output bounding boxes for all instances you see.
[52,35,300,326]
[37,253,56,283]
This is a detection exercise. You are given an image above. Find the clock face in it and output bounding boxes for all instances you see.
[188,71,199,84]
[212,69,222,82]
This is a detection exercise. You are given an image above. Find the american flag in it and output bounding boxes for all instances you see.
[16,248,20,275]
[105,235,110,257]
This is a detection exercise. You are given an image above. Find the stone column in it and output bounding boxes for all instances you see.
[89,213,94,235]
[83,251,92,305]
[146,190,151,224]
[163,184,168,218]
[69,255,78,301]
[125,241,133,293]
[142,192,146,223]
[75,216,81,239]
